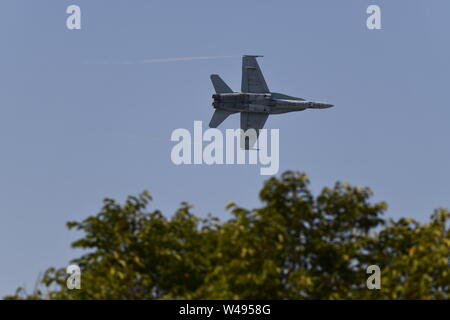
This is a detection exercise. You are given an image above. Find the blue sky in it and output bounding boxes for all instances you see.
[1,0,449,297]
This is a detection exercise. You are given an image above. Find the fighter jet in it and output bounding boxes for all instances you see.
[209,55,334,149]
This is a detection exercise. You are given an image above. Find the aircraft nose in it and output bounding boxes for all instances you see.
[318,102,334,109]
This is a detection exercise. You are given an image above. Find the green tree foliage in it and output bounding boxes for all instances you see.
[5,171,450,299]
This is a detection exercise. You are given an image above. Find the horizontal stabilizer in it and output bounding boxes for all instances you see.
[210,74,233,94]
[209,109,235,128]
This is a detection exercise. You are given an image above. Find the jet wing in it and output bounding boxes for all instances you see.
[241,55,270,93]
[240,111,269,149]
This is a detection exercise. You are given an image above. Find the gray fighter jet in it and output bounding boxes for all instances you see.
[209,55,334,149]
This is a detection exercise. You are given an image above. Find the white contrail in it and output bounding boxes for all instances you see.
[86,55,236,65]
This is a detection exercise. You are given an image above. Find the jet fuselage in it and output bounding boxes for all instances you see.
[212,92,333,115]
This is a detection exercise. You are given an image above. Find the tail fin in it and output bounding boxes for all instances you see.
[210,74,233,93]
[209,110,235,128]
